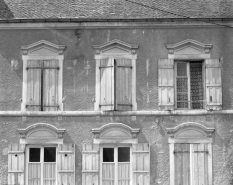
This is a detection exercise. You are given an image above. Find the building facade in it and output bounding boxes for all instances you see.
[1,1,233,185]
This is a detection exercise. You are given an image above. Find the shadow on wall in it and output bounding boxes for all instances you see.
[0,0,14,18]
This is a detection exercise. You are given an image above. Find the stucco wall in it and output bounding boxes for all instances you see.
[0,115,233,185]
[0,27,232,110]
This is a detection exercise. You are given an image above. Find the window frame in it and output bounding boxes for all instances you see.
[21,40,65,111]
[174,60,206,109]
[26,145,57,185]
[93,39,138,111]
[100,144,132,185]
[166,122,215,185]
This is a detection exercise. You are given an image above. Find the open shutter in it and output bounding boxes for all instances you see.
[26,60,42,111]
[8,144,25,185]
[57,144,75,185]
[82,143,99,185]
[192,143,211,185]
[116,58,132,111]
[100,58,114,111]
[132,143,150,185]
[205,59,222,110]
[158,59,174,110]
[43,59,59,111]
[174,144,190,185]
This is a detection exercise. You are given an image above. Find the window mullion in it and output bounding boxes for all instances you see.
[187,62,191,109]
[41,146,44,185]
[114,59,117,110]
[41,61,44,111]
[115,147,118,185]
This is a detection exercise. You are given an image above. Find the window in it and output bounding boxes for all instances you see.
[21,40,65,111]
[26,146,56,185]
[101,146,131,185]
[159,39,222,110]
[8,123,75,185]
[175,61,204,109]
[82,123,150,185]
[166,122,215,185]
[93,39,138,111]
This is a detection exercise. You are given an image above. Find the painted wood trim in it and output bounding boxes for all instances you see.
[208,143,213,185]
[168,138,213,144]
[93,138,138,144]
[95,59,100,110]
[169,143,174,185]
[20,138,64,144]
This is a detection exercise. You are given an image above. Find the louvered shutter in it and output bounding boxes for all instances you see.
[82,143,99,185]
[43,59,59,111]
[174,144,190,185]
[116,58,132,111]
[205,59,222,110]
[158,59,174,110]
[8,144,25,185]
[57,144,75,185]
[100,58,114,111]
[26,60,42,111]
[132,143,150,185]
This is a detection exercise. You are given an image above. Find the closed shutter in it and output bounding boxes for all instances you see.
[82,143,99,185]
[174,144,190,185]
[26,60,42,111]
[43,59,59,111]
[57,144,75,185]
[132,143,150,185]
[100,58,114,111]
[116,58,132,111]
[8,144,25,185]
[205,59,222,110]
[158,59,174,110]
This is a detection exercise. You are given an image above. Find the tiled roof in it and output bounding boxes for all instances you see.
[1,0,233,20]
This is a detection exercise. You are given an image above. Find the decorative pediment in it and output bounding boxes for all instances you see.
[166,122,215,139]
[18,123,66,139]
[93,39,139,55]
[166,39,212,55]
[21,40,66,55]
[92,123,140,139]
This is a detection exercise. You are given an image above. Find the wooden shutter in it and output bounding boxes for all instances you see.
[100,58,114,111]
[116,58,132,111]
[82,143,99,185]
[8,144,25,185]
[132,143,150,185]
[205,59,222,110]
[174,144,190,185]
[158,59,174,110]
[57,144,75,185]
[26,60,42,111]
[43,59,59,111]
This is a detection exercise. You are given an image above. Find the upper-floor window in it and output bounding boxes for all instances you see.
[93,39,138,111]
[175,60,204,109]
[21,40,66,111]
[159,39,222,111]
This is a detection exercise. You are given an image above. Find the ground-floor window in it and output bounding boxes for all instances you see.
[27,146,57,185]
[101,146,131,185]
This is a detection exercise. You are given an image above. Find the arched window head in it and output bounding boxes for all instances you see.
[18,123,66,144]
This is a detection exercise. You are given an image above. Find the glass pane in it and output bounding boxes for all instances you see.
[103,148,114,162]
[44,147,56,162]
[118,147,130,162]
[190,62,203,109]
[29,148,40,162]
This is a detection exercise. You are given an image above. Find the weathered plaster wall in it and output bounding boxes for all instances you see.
[0,115,233,185]
[0,27,232,110]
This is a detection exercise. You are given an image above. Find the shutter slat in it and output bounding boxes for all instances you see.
[100,58,114,111]
[57,144,75,185]
[26,60,42,111]
[82,143,99,185]
[43,60,59,111]
[158,59,174,110]
[132,143,150,185]
[205,59,222,110]
[116,59,132,111]
[8,144,25,185]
